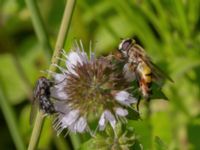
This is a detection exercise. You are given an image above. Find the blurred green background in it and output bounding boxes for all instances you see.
[0,0,200,149]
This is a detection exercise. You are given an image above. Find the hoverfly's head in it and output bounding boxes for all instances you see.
[118,38,135,57]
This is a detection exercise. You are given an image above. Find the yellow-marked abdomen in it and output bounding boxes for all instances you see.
[137,61,152,98]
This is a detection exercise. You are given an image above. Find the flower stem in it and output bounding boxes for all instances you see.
[27,0,76,150]
[0,84,26,150]
[69,133,81,150]
[49,0,76,69]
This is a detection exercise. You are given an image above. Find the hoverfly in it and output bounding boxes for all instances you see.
[30,76,56,125]
[118,38,173,110]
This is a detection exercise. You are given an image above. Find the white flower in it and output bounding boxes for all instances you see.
[50,40,138,135]
[54,74,66,84]
[51,87,68,100]
[54,109,88,135]
[66,51,84,75]
[99,110,116,131]
[69,117,87,133]
[115,107,128,117]
[61,109,79,127]
[115,91,137,106]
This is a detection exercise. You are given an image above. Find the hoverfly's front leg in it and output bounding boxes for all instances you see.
[134,67,142,111]
[136,95,141,111]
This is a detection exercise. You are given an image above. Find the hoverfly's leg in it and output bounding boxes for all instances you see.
[53,77,67,86]
[136,95,141,111]
[134,69,142,111]
[135,72,141,87]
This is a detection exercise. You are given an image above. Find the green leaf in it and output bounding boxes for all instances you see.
[0,54,26,104]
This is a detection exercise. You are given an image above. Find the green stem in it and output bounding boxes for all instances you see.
[27,0,76,150]
[25,0,52,57]
[69,133,81,150]
[0,84,26,150]
[28,111,44,150]
[49,0,76,69]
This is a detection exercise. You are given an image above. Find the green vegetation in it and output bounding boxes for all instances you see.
[0,0,199,149]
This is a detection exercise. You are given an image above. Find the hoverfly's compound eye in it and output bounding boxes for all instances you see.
[118,39,132,51]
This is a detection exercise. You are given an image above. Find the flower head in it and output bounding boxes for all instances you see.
[50,41,138,135]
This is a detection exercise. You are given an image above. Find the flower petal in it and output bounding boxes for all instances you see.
[75,117,87,133]
[115,91,129,101]
[104,110,116,129]
[115,91,137,106]
[99,110,116,130]
[51,88,68,100]
[115,107,128,117]
[67,51,83,66]
[54,73,66,83]
[61,109,79,127]
[99,112,106,131]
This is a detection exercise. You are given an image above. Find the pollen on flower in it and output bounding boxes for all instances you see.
[50,40,138,135]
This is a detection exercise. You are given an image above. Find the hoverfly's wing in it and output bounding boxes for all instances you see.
[30,79,40,126]
[127,107,141,120]
[29,99,39,126]
[133,44,150,59]
[150,82,169,100]
[147,61,173,86]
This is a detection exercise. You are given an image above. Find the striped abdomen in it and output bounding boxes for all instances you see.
[137,61,152,99]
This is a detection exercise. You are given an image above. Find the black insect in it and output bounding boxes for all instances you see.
[30,76,56,124]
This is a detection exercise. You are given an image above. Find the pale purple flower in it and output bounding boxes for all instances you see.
[50,40,138,135]
[115,91,137,106]
[99,110,116,131]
